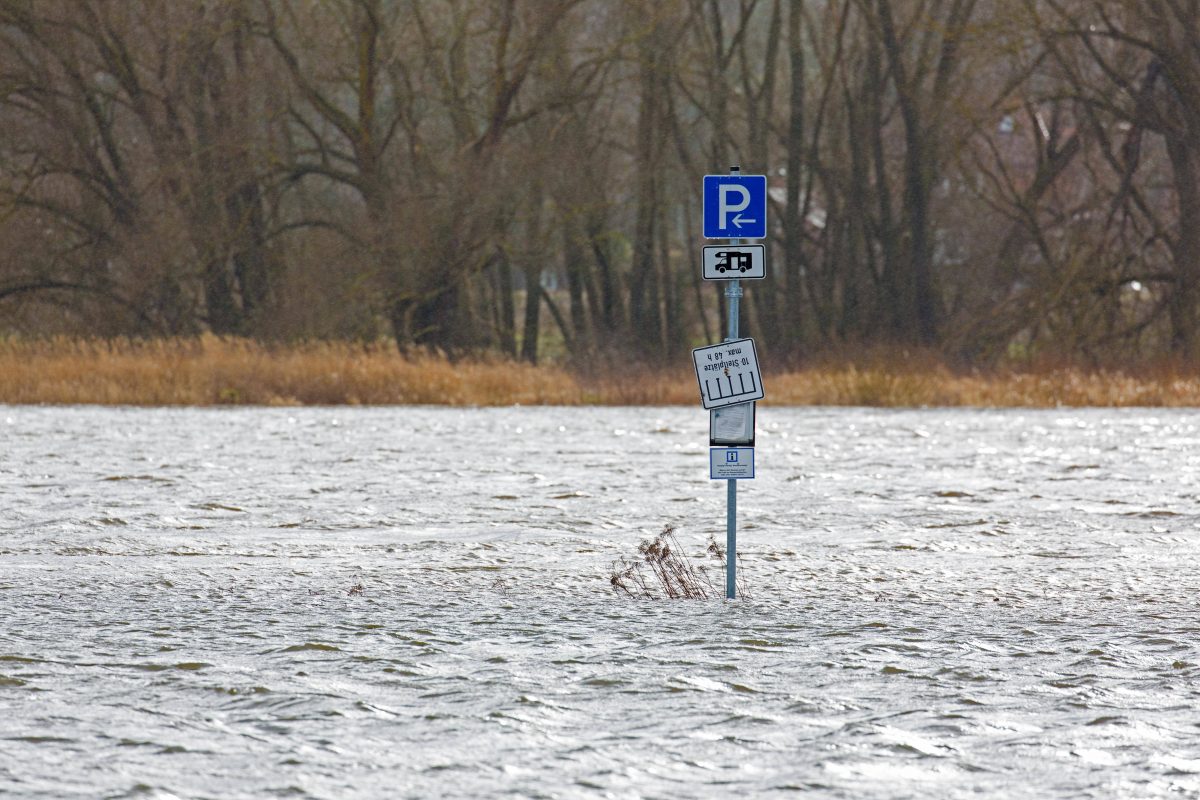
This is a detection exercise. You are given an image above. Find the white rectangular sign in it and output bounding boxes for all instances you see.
[710,447,754,479]
[692,338,765,410]
[702,245,765,280]
[710,402,755,445]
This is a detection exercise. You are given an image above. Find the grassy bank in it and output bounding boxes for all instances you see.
[4,336,1200,407]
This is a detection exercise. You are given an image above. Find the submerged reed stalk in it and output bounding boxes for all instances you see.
[610,524,746,600]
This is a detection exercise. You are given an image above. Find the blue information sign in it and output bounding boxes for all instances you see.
[710,447,755,479]
[702,174,767,239]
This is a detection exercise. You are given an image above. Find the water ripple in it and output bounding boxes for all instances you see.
[2,406,1200,798]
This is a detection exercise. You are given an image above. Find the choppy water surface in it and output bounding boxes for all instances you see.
[3,405,1200,798]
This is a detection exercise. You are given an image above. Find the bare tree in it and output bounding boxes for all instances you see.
[1029,0,1200,356]
[0,0,285,335]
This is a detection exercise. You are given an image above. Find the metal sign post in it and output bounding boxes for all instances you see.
[725,266,741,599]
[699,164,767,600]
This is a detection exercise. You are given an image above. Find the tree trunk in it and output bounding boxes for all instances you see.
[495,249,518,357]
[782,0,806,346]
[520,264,542,364]
[629,23,665,353]
[1165,131,1200,355]
[561,224,588,352]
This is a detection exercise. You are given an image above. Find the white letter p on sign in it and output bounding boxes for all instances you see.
[718,185,751,230]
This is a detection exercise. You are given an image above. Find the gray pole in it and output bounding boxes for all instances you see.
[725,165,742,600]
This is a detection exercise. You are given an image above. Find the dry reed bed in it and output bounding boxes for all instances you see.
[768,364,1200,407]
[0,336,587,406]
[3,336,1200,407]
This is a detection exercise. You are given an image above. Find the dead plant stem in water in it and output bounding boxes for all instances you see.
[610,525,747,600]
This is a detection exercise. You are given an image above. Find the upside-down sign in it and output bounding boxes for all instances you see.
[691,338,765,410]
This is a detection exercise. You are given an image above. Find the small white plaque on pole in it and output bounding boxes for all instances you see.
[710,447,754,479]
[692,338,765,410]
[710,402,755,445]
[702,245,765,280]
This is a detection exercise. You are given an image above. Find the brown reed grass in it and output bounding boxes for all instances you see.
[3,335,1200,406]
[609,525,744,600]
[0,335,590,406]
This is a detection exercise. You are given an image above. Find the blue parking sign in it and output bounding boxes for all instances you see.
[703,175,767,239]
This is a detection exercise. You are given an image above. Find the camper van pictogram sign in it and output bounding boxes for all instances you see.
[702,245,765,280]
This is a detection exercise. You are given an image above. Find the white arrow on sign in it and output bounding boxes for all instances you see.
[731,213,756,228]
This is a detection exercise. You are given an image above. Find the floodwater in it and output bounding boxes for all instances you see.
[3,405,1200,799]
